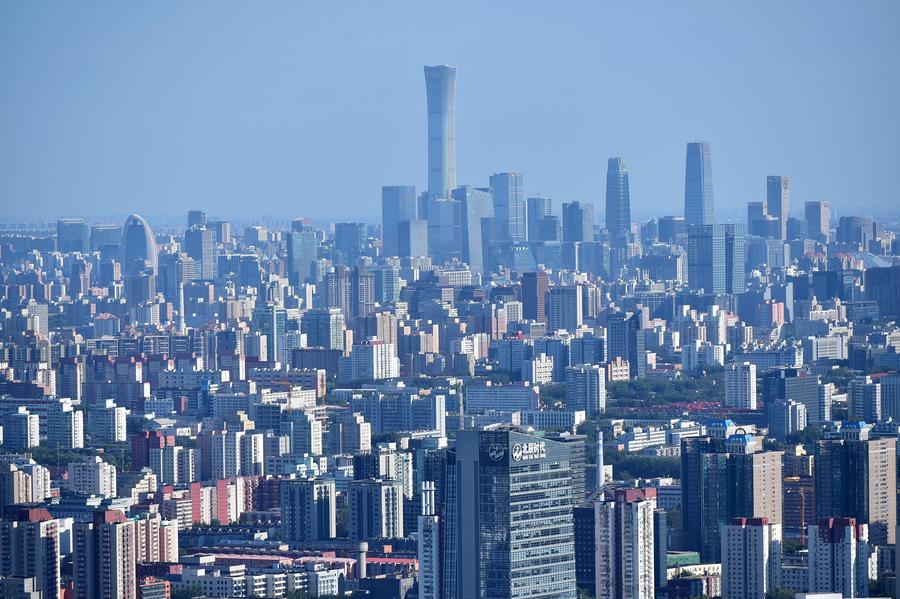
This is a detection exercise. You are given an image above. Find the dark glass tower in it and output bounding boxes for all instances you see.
[605,157,631,242]
[684,141,714,226]
[381,185,417,258]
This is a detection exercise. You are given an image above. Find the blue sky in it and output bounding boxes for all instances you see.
[1,1,898,224]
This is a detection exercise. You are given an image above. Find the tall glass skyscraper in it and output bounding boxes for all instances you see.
[526,196,552,241]
[605,157,631,241]
[684,141,714,226]
[453,186,494,274]
[562,201,594,242]
[490,172,526,243]
[687,223,745,295]
[766,175,790,240]
[424,65,457,199]
[121,213,157,276]
[381,185,417,257]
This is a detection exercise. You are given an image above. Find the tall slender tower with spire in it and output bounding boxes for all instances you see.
[424,65,457,199]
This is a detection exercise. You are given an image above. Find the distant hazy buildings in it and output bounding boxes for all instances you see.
[424,65,457,198]
[684,141,714,226]
[121,214,158,275]
[767,176,790,240]
[381,185,417,258]
[563,201,594,243]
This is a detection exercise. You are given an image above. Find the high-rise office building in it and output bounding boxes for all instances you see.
[303,308,346,350]
[605,157,631,242]
[184,225,216,280]
[725,362,757,410]
[766,176,790,240]
[453,186,494,273]
[865,264,900,320]
[334,222,366,266]
[725,447,783,526]
[595,488,657,599]
[546,286,583,333]
[417,481,440,599]
[286,226,318,286]
[687,223,745,295]
[684,141,714,226]
[490,172,526,243]
[563,201,594,242]
[522,270,550,324]
[448,428,577,598]
[565,364,606,418]
[526,196,552,241]
[121,213,158,275]
[90,223,123,252]
[398,219,429,258]
[0,508,61,599]
[805,200,830,243]
[814,434,896,545]
[424,65,457,199]
[808,517,871,598]
[280,478,337,542]
[426,196,462,263]
[187,210,207,228]
[57,218,90,253]
[721,517,782,599]
[382,185,417,258]
[74,510,137,599]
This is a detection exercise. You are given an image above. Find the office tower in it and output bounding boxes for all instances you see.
[453,186,494,273]
[417,482,440,599]
[848,376,882,422]
[605,158,631,242]
[527,196,552,241]
[334,222,366,265]
[0,508,61,599]
[74,510,137,599]
[426,196,462,263]
[725,362,757,410]
[57,218,90,252]
[814,435,896,545]
[187,210,207,228]
[322,266,353,319]
[747,200,767,229]
[280,478,337,542]
[562,201,594,242]
[687,223,745,295]
[808,518,871,598]
[546,286,583,332]
[607,311,643,379]
[565,364,606,418]
[865,264,900,320]
[721,517,782,599]
[121,213,158,275]
[382,185,417,257]
[424,65,457,198]
[398,219,428,258]
[4,408,39,449]
[490,172,526,242]
[373,266,400,304]
[252,302,287,363]
[183,225,216,280]
[684,141,714,226]
[656,215,685,244]
[766,176,790,240]
[350,267,376,318]
[286,226,318,286]
[805,200,830,243]
[90,223,123,252]
[595,488,656,599]
[348,478,404,540]
[726,448,783,525]
[763,367,831,425]
[449,429,576,598]
[303,308,346,350]
[521,270,550,323]
[681,437,728,562]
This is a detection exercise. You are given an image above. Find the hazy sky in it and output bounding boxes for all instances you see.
[1,1,898,225]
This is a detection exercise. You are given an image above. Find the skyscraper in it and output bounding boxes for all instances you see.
[449,428,577,598]
[286,226,318,286]
[424,65,457,199]
[121,213,158,276]
[521,270,550,324]
[74,510,137,599]
[453,186,494,273]
[490,172,526,243]
[546,285,583,332]
[334,222,366,266]
[183,225,216,280]
[381,185,417,257]
[57,218,90,253]
[687,223,745,295]
[805,200,830,243]
[684,141,714,226]
[562,201,594,242]
[767,176,790,240]
[605,157,631,241]
[526,196,552,241]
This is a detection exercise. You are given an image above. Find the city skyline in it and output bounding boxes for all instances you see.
[2,2,899,222]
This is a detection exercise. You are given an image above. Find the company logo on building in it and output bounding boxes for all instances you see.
[488,443,505,461]
[511,441,546,461]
